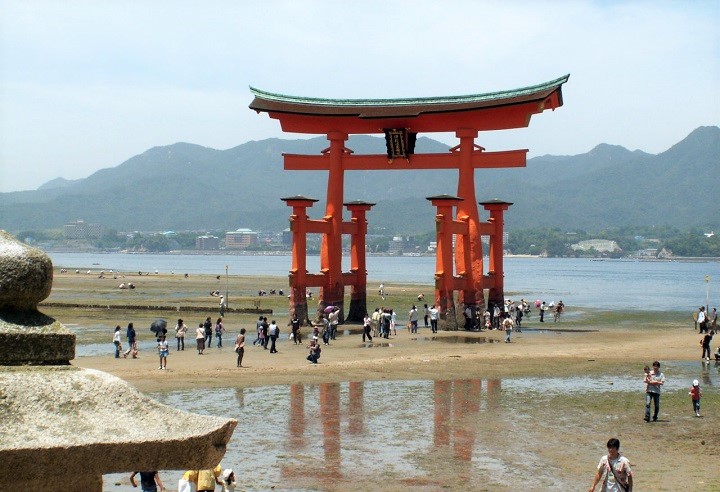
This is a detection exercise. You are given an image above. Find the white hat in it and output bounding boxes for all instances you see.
[693,379,699,386]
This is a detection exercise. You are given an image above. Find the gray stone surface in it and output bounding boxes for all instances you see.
[0,231,237,490]
[0,310,76,364]
[0,230,53,311]
[0,366,237,490]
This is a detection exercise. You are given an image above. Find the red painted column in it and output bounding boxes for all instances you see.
[318,132,348,320]
[427,195,462,330]
[282,196,318,325]
[455,129,485,325]
[480,200,512,307]
[345,201,374,322]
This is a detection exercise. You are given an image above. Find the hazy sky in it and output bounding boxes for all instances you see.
[1,0,718,193]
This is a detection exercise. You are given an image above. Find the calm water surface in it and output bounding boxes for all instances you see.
[103,363,718,491]
[48,252,719,311]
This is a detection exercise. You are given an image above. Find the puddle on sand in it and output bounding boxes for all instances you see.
[103,370,718,491]
[359,341,393,348]
[426,336,500,344]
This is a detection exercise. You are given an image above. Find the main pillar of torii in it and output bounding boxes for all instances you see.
[250,75,568,325]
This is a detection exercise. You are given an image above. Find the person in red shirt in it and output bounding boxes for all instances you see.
[689,379,702,417]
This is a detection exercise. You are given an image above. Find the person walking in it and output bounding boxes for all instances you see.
[408,305,418,333]
[321,315,331,345]
[328,308,339,340]
[215,317,225,348]
[291,314,301,344]
[429,305,439,333]
[701,330,714,361]
[371,308,381,338]
[268,320,279,353]
[502,315,514,343]
[203,316,213,348]
[174,318,187,351]
[219,295,226,317]
[113,325,122,358]
[363,312,373,342]
[123,322,137,358]
[196,322,206,355]
[644,360,665,422]
[252,315,263,346]
[423,304,430,328]
[260,316,269,349]
[235,328,246,367]
[698,306,708,333]
[129,470,164,492]
[588,438,633,492]
[689,379,702,417]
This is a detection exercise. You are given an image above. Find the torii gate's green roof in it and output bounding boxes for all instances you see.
[249,74,569,117]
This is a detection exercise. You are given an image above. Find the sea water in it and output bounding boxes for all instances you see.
[48,252,718,311]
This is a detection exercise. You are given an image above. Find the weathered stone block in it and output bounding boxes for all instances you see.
[0,230,53,311]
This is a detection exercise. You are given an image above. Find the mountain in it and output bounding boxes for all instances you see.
[1,126,718,234]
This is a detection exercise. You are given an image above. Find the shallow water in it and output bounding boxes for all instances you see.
[48,253,720,311]
[103,362,718,490]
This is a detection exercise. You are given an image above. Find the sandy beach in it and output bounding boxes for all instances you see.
[46,271,718,490]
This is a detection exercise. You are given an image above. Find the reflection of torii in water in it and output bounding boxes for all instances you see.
[250,75,569,329]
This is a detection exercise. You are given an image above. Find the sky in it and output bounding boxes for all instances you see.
[1,0,718,193]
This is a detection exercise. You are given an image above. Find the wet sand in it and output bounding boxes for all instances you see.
[49,271,717,490]
[76,320,718,491]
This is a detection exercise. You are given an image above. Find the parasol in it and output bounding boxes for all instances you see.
[150,319,168,335]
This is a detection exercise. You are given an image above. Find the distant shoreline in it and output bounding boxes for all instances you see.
[43,248,720,262]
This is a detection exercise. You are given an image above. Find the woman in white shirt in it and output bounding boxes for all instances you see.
[112,325,122,358]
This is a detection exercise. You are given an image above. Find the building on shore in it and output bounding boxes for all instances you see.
[63,220,105,239]
[225,228,258,249]
[196,235,219,250]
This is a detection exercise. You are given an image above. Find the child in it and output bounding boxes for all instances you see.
[643,365,651,391]
[689,379,702,417]
[157,334,168,370]
[222,469,236,492]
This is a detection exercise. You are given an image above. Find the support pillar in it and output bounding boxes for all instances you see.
[454,129,485,328]
[427,195,463,330]
[318,133,348,320]
[345,200,374,322]
[282,196,319,325]
[480,199,513,307]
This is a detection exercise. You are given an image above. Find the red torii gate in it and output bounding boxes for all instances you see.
[250,74,568,328]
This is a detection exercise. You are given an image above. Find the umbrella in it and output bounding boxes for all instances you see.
[150,319,167,334]
[323,306,336,313]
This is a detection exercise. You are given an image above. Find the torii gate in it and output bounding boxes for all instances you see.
[250,74,569,328]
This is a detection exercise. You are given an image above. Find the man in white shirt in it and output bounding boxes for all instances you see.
[408,305,418,333]
[429,305,439,333]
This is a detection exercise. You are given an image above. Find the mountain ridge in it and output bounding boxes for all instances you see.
[1,126,717,234]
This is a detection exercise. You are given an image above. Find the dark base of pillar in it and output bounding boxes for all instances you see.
[488,288,504,307]
[289,286,310,326]
[438,298,458,331]
[347,290,367,323]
